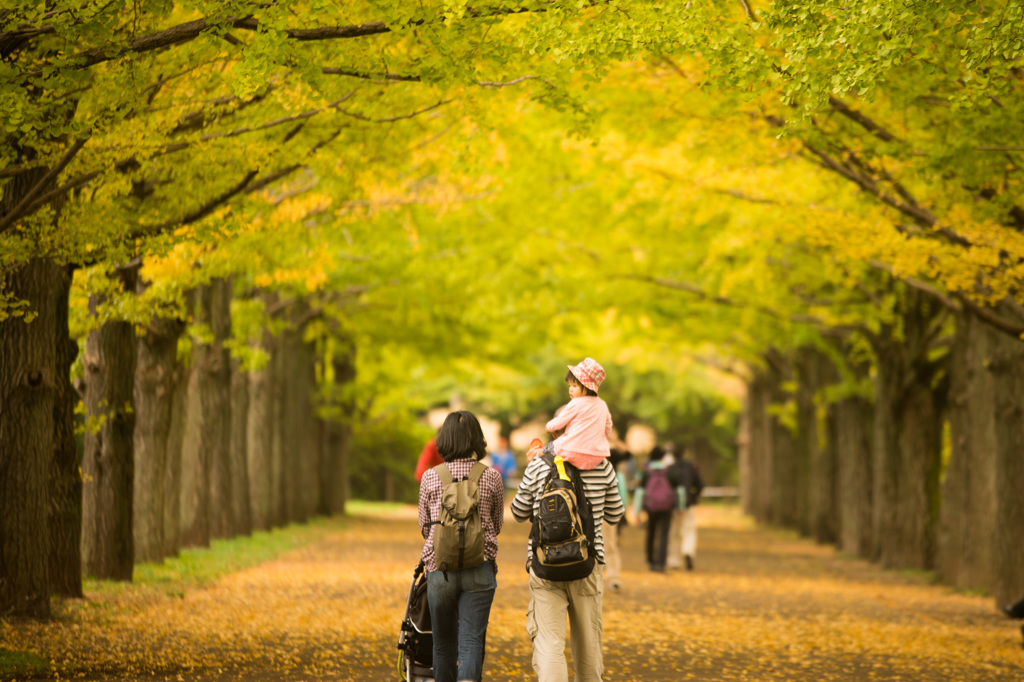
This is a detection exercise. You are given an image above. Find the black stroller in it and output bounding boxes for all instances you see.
[397,561,434,681]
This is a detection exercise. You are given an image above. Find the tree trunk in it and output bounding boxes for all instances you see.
[802,348,838,545]
[297,334,321,520]
[81,266,139,580]
[937,309,997,591]
[229,357,252,536]
[179,282,231,547]
[793,350,817,537]
[277,319,314,523]
[162,354,188,557]
[812,400,839,545]
[692,437,718,487]
[205,278,234,540]
[319,340,355,516]
[738,380,753,515]
[132,311,185,563]
[989,302,1024,606]
[741,370,773,523]
[320,418,350,516]
[49,263,83,597]
[835,391,874,559]
[871,288,945,570]
[247,330,275,531]
[1,256,63,617]
[767,354,800,529]
[270,327,288,527]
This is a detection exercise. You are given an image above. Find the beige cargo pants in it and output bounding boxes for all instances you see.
[526,566,604,682]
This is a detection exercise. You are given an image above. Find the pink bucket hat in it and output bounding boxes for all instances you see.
[567,357,606,394]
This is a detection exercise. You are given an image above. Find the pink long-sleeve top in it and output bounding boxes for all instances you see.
[546,395,613,462]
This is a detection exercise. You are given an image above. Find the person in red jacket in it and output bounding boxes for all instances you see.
[414,437,443,483]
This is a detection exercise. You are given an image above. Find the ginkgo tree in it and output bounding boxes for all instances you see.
[0,0,646,617]
[700,0,1024,603]
[4,0,1023,621]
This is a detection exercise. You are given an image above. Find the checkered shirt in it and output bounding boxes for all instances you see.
[419,459,504,573]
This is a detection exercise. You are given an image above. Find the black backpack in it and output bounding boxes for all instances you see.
[529,454,596,582]
[668,459,704,507]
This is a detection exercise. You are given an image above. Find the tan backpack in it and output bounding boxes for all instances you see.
[432,462,487,573]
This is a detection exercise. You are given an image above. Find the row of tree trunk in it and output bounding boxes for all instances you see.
[1,267,355,617]
[87,281,355,577]
[739,294,1024,607]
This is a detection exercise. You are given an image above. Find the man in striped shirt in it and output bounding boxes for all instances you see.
[511,454,624,681]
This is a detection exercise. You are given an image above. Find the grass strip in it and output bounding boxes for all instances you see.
[1,501,400,679]
[0,648,48,678]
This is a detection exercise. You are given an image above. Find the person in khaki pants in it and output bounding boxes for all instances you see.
[511,454,624,681]
[602,447,632,591]
[665,444,704,571]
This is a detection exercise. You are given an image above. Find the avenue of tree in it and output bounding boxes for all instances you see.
[2,0,1022,620]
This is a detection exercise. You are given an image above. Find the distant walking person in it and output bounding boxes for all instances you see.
[414,436,443,483]
[512,410,624,680]
[666,444,705,571]
[418,411,504,682]
[490,436,518,489]
[632,446,685,573]
[603,446,632,592]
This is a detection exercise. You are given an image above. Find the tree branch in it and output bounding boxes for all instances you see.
[321,67,548,90]
[336,98,453,123]
[172,170,258,229]
[800,141,976,247]
[619,273,864,337]
[24,4,543,78]
[197,91,356,140]
[737,0,758,22]
[827,97,903,144]
[955,294,1024,338]
[478,75,542,87]
[231,17,392,41]
[321,67,421,82]
[23,16,390,76]
[0,137,88,233]
[120,125,342,263]
[866,257,1024,338]
[709,188,777,204]
[17,93,356,217]
[866,259,958,311]
[242,164,303,196]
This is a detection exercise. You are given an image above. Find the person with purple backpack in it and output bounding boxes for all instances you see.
[632,445,686,573]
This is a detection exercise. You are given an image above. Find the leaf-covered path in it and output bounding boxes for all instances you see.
[4,504,1023,681]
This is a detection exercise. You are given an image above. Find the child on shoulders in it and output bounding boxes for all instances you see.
[531,357,613,471]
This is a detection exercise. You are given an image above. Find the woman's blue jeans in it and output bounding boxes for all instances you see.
[426,561,496,682]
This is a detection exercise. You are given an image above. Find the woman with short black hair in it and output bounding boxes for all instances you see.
[417,411,504,682]
[435,410,489,462]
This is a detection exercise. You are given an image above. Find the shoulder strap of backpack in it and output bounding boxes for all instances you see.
[540,453,574,482]
[423,464,452,531]
[434,463,452,484]
[468,461,486,484]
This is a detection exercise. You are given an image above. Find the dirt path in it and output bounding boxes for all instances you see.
[3,504,1023,681]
